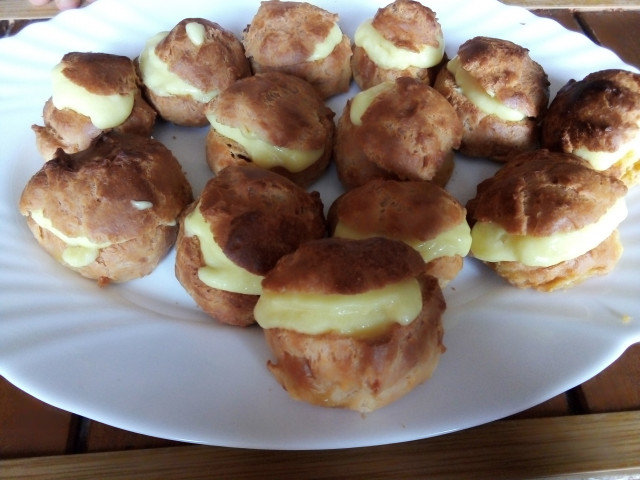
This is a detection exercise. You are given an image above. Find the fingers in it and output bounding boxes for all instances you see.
[54,0,83,10]
[28,0,86,9]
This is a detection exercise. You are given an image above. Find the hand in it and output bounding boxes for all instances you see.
[28,0,94,10]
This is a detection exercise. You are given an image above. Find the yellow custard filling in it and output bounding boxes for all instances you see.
[29,209,112,268]
[130,200,153,211]
[183,202,263,295]
[354,19,444,70]
[307,23,343,62]
[206,114,323,173]
[334,219,471,263]
[185,21,206,46]
[573,131,640,171]
[51,63,134,129]
[138,31,218,103]
[349,81,394,126]
[470,197,627,267]
[254,277,422,336]
[447,56,526,122]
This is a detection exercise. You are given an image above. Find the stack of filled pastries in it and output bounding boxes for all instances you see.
[19,0,638,413]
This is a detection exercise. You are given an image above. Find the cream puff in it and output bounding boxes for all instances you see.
[328,179,471,286]
[175,164,326,327]
[242,0,352,98]
[204,72,334,188]
[541,69,640,187]
[19,132,193,285]
[254,236,446,412]
[33,52,157,160]
[351,0,445,90]
[334,76,462,190]
[434,36,549,161]
[466,149,628,291]
[137,18,251,127]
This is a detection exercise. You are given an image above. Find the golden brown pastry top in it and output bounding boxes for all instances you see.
[328,179,465,241]
[19,132,192,243]
[541,69,640,153]
[205,72,334,150]
[198,164,326,275]
[262,237,425,295]
[343,77,462,179]
[243,1,339,67]
[371,0,442,51]
[154,18,250,93]
[58,52,139,96]
[456,36,549,117]
[466,149,627,236]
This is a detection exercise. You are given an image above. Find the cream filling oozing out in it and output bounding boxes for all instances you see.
[254,277,423,336]
[206,114,324,173]
[573,128,640,171]
[334,219,472,263]
[138,30,218,103]
[130,200,153,211]
[51,63,135,129]
[446,56,526,122]
[183,202,263,295]
[185,21,206,46]
[29,209,112,268]
[307,23,343,62]
[354,19,444,70]
[470,197,627,267]
[349,81,394,126]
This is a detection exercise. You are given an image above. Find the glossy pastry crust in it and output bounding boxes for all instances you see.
[141,18,250,127]
[466,150,626,236]
[19,132,193,284]
[351,0,444,89]
[261,237,445,412]
[541,69,640,186]
[334,77,462,189]
[204,72,335,188]
[33,52,156,160]
[174,165,326,326]
[433,36,549,161]
[242,0,352,98]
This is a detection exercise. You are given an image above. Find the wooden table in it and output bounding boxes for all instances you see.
[1,1,639,478]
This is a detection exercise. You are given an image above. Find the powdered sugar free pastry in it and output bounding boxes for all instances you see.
[466,149,627,291]
[434,36,549,161]
[351,0,445,90]
[541,69,640,187]
[328,179,471,286]
[334,76,462,189]
[242,0,352,98]
[204,72,334,188]
[254,237,446,412]
[175,165,326,327]
[33,52,157,160]
[138,18,251,127]
[19,133,193,285]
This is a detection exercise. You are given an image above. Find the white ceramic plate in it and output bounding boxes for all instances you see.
[1,0,639,450]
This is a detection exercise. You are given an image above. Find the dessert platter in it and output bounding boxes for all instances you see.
[0,0,639,449]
